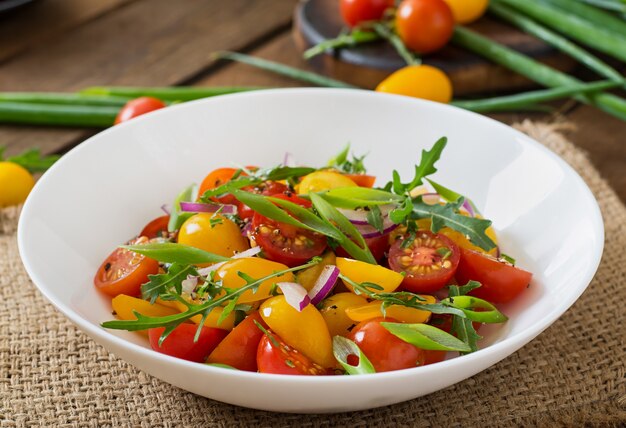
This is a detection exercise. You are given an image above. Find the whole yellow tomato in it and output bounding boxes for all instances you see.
[177,214,248,259]
[298,171,357,194]
[0,162,35,207]
[442,0,489,24]
[376,65,453,103]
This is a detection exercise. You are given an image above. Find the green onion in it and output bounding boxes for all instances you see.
[488,2,624,83]
[121,242,230,265]
[495,0,626,63]
[81,86,265,101]
[381,322,471,352]
[303,30,380,60]
[452,80,623,113]
[0,102,118,127]
[452,26,626,122]
[578,0,626,13]
[540,0,626,35]
[215,51,358,89]
[372,23,421,66]
[0,93,131,107]
[332,336,376,375]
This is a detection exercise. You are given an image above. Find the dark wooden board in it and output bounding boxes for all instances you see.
[294,0,578,95]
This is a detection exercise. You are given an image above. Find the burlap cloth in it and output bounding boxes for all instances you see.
[1,122,624,427]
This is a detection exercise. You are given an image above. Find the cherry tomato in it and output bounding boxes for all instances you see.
[0,162,34,207]
[375,65,453,103]
[348,318,425,372]
[388,231,460,293]
[148,324,227,363]
[442,0,488,24]
[345,295,436,324]
[206,312,267,371]
[257,332,327,375]
[114,97,166,124]
[139,215,170,239]
[455,248,533,303]
[336,257,404,293]
[340,0,395,27]
[177,214,249,260]
[238,181,289,220]
[295,251,336,292]
[94,237,159,297]
[319,292,369,338]
[344,173,376,188]
[197,167,244,205]
[251,193,327,267]
[298,170,357,194]
[335,233,389,261]
[395,0,454,54]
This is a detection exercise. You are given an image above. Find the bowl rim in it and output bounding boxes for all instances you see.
[17,87,605,384]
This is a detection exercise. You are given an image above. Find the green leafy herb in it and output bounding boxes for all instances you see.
[321,187,402,209]
[448,283,481,353]
[230,189,315,231]
[267,196,344,241]
[366,205,384,233]
[121,242,230,265]
[1,147,60,173]
[500,253,516,265]
[332,336,376,375]
[440,295,508,324]
[389,197,413,224]
[381,322,471,352]
[389,137,447,195]
[327,143,368,174]
[426,178,482,216]
[141,263,198,304]
[262,166,316,181]
[436,247,452,259]
[168,184,197,232]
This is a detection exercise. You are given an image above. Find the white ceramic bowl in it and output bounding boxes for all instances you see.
[18,89,603,413]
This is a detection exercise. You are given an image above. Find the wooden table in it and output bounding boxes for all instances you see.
[2,0,624,202]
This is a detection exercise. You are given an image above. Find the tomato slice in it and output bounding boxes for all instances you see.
[256,330,327,375]
[148,324,227,363]
[139,215,170,239]
[206,312,267,371]
[94,237,159,297]
[251,193,327,267]
[238,181,289,220]
[456,248,532,303]
[388,231,460,293]
[348,317,425,372]
[344,174,376,188]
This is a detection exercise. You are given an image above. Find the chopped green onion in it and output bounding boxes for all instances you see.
[500,253,516,265]
[381,322,471,352]
[332,336,376,375]
[436,247,452,259]
[121,242,230,265]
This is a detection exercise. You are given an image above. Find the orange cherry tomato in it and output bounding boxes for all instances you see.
[94,237,159,297]
[206,312,267,371]
[375,65,453,103]
[198,167,244,205]
[256,331,327,375]
[139,215,170,239]
[340,0,395,27]
[395,0,454,54]
[148,324,227,363]
[114,97,166,124]
[344,174,376,188]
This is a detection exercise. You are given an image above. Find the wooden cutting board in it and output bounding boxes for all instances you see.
[293,0,578,95]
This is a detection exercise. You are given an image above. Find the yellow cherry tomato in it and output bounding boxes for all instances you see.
[336,257,404,293]
[215,257,295,303]
[0,162,35,207]
[177,214,249,260]
[112,295,178,335]
[416,217,498,256]
[260,295,335,368]
[442,0,489,24]
[345,295,436,324]
[375,65,453,103]
[295,251,336,292]
[172,301,235,330]
[319,292,368,338]
[298,170,357,194]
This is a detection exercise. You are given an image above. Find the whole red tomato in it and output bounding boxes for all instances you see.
[114,97,166,124]
[340,0,395,27]
[395,0,454,54]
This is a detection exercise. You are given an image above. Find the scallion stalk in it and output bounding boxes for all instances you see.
[372,23,420,66]
[0,93,131,107]
[0,102,118,127]
[81,86,265,101]
[540,0,626,35]
[303,30,380,60]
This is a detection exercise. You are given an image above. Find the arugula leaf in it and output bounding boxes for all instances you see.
[122,242,230,264]
[141,263,198,303]
[366,205,384,233]
[321,187,402,209]
[389,137,447,194]
[381,322,471,352]
[449,280,481,296]
[327,143,368,174]
[389,197,413,224]
[168,184,197,232]
[332,336,376,375]
[411,197,496,251]
[3,148,61,173]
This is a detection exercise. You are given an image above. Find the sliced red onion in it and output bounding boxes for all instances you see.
[308,265,339,305]
[179,201,238,215]
[462,200,475,217]
[181,275,198,293]
[241,221,253,238]
[232,246,261,259]
[356,222,399,239]
[160,204,170,215]
[339,205,396,226]
[277,282,311,312]
[197,262,227,276]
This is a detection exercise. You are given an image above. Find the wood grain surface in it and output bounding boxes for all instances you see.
[0,0,623,202]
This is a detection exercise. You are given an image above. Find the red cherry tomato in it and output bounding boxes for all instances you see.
[395,0,454,54]
[340,0,395,27]
[238,181,289,220]
[257,331,327,375]
[94,237,159,297]
[206,312,267,371]
[455,248,533,303]
[114,97,167,124]
[344,174,376,188]
[388,231,460,293]
[348,317,425,372]
[139,215,170,239]
[251,193,327,267]
[148,324,227,363]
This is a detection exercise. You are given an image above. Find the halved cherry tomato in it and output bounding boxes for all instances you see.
[395,0,454,54]
[139,215,170,239]
[340,0,395,27]
[94,237,159,297]
[257,332,327,375]
[238,181,289,220]
[456,248,532,304]
[148,324,227,363]
[319,292,369,338]
[114,97,166,125]
[344,174,376,188]
[251,193,327,267]
[348,318,425,372]
[206,312,267,371]
[388,231,460,293]
[197,167,244,205]
[336,257,404,293]
[215,258,294,303]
